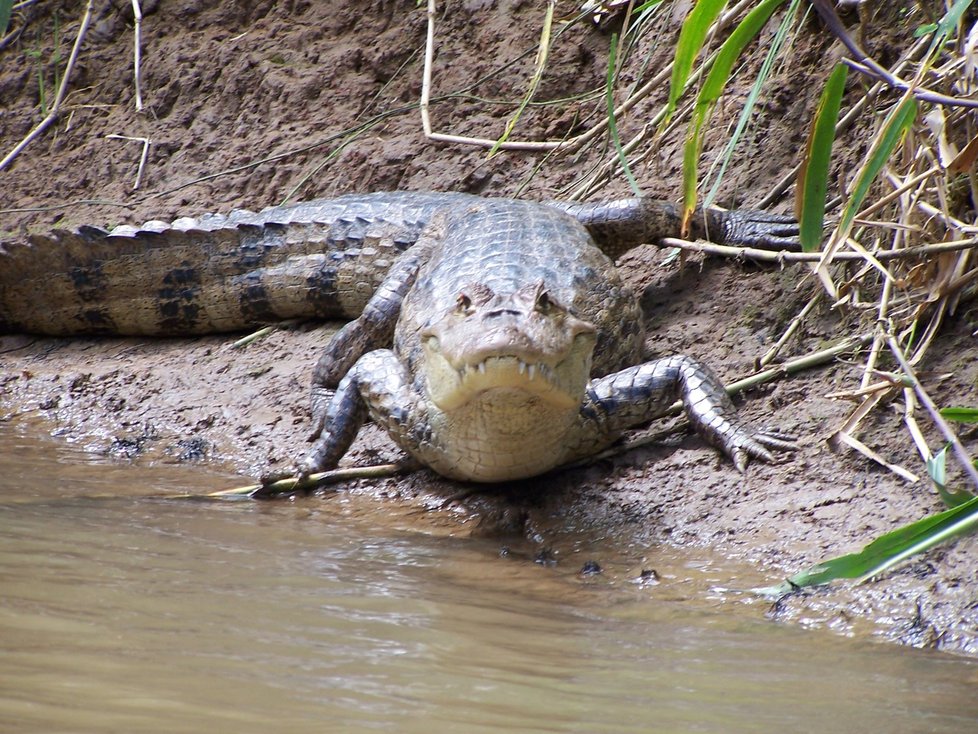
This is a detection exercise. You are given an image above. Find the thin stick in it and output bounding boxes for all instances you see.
[0,0,94,172]
[131,0,143,112]
[657,236,978,262]
[106,134,151,189]
[833,431,921,483]
[203,463,412,500]
[758,290,820,368]
[886,331,978,491]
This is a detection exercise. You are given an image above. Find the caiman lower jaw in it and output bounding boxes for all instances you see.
[424,352,585,412]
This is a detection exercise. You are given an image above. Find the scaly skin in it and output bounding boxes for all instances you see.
[298,198,796,480]
[0,192,798,336]
[0,191,799,479]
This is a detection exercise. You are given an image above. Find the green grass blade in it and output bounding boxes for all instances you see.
[704,0,801,208]
[664,0,728,127]
[939,407,978,423]
[606,33,642,196]
[796,63,847,252]
[758,494,978,594]
[681,0,786,225]
[926,445,976,508]
[837,97,917,237]
[488,0,555,158]
[935,0,973,41]
[0,0,12,37]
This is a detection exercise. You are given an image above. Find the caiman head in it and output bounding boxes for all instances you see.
[420,280,597,413]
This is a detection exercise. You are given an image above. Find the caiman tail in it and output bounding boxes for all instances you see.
[0,193,457,336]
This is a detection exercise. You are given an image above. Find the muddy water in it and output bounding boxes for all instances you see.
[2,422,977,734]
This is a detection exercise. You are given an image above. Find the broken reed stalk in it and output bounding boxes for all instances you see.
[758,290,821,368]
[886,331,978,491]
[0,0,93,172]
[204,462,413,500]
[658,236,978,263]
[131,0,143,111]
[105,134,151,189]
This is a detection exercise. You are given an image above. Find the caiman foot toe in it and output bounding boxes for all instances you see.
[299,438,341,478]
[726,429,798,472]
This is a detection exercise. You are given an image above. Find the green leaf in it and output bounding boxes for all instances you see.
[936,0,973,38]
[758,494,978,595]
[0,0,11,37]
[664,0,728,127]
[703,0,801,208]
[796,63,847,252]
[837,97,917,237]
[939,407,978,423]
[680,0,786,224]
[927,445,975,508]
[607,33,642,196]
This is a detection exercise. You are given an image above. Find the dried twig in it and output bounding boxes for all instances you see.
[192,463,413,501]
[105,134,151,189]
[758,290,821,368]
[131,0,143,112]
[811,0,978,109]
[657,236,978,263]
[886,330,978,491]
[0,0,94,172]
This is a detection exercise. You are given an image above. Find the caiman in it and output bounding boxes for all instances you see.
[0,192,798,481]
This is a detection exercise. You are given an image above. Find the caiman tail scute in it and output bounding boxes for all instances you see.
[0,192,463,336]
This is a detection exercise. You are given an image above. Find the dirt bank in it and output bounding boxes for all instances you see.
[1,1,976,654]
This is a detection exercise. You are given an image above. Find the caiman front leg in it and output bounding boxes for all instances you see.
[301,349,427,475]
[578,355,796,471]
[307,242,430,441]
[556,197,801,258]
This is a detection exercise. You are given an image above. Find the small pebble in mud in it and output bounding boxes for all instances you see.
[175,437,209,461]
[635,569,660,586]
[533,548,558,567]
[578,560,603,576]
[107,436,146,458]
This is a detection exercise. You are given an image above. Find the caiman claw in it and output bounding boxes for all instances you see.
[708,209,802,251]
[722,427,798,473]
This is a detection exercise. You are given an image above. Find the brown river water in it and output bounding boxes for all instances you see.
[2,420,977,733]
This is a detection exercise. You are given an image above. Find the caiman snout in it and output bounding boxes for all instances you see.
[420,280,596,411]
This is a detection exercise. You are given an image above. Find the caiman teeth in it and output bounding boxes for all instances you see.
[456,357,554,383]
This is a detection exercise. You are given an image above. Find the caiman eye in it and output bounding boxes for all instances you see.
[535,289,554,314]
[455,292,473,312]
